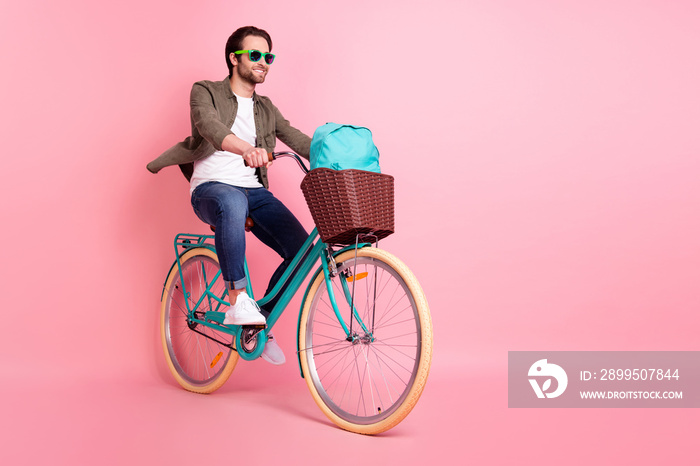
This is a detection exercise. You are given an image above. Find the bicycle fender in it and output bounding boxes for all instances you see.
[295,243,371,378]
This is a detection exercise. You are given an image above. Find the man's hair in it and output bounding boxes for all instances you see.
[225,26,273,77]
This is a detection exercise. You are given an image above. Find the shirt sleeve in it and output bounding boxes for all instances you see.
[272,103,312,160]
[189,82,233,151]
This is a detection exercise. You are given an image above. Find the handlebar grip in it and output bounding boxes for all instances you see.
[243,152,275,167]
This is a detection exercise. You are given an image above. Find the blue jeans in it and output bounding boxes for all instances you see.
[191,181,308,315]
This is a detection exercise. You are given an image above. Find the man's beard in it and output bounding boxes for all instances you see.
[237,65,266,84]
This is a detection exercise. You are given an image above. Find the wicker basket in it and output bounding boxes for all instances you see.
[300,168,395,245]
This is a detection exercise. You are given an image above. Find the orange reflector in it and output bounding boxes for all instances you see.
[346,272,368,283]
[210,351,223,368]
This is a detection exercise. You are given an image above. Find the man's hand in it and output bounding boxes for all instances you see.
[221,134,272,168]
[242,147,272,168]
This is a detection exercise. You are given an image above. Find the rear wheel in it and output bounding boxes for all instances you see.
[161,247,238,393]
[299,248,432,434]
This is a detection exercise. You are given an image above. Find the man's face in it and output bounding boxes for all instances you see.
[231,35,271,85]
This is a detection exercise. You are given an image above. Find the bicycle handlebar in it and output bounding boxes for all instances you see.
[241,152,274,167]
[243,151,310,174]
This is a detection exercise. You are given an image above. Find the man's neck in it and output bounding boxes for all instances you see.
[229,75,255,98]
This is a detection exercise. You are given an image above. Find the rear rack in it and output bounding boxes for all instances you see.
[173,233,215,253]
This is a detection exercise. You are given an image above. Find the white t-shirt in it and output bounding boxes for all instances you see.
[190,93,264,194]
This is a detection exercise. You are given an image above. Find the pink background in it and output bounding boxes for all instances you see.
[1,0,699,463]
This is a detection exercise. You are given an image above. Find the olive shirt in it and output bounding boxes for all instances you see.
[146,77,311,188]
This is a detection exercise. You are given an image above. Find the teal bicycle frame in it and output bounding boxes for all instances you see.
[166,227,371,373]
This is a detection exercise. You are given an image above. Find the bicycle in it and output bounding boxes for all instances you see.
[159,152,433,435]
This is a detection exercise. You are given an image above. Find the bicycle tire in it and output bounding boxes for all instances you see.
[299,247,432,434]
[161,247,238,393]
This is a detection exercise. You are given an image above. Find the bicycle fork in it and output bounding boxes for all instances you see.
[320,246,374,343]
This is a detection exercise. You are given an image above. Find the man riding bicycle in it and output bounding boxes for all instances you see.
[147,26,311,365]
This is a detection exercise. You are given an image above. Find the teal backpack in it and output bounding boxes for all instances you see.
[309,123,381,173]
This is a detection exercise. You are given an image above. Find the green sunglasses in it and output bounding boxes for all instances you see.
[234,49,276,65]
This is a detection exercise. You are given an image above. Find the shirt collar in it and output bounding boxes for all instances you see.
[224,76,257,102]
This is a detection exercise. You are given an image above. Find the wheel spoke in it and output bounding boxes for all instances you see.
[301,249,430,432]
[162,250,237,392]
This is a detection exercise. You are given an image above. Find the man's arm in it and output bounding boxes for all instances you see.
[272,105,312,160]
[189,82,233,151]
[221,134,270,168]
[191,82,269,168]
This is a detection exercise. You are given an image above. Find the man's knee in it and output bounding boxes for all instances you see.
[215,190,248,221]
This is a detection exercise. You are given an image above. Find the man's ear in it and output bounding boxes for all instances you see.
[229,52,238,67]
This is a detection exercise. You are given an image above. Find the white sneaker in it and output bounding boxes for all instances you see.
[223,292,266,326]
[261,333,286,365]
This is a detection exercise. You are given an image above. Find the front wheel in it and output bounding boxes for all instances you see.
[299,248,433,434]
[161,247,238,393]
